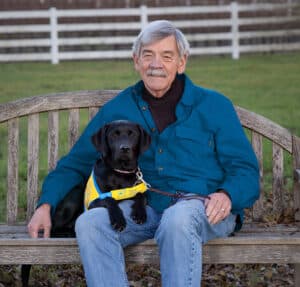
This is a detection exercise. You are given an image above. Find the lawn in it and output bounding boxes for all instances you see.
[1,52,299,135]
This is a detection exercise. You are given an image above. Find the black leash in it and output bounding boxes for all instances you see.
[135,168,210,202]
[148,186,210,202]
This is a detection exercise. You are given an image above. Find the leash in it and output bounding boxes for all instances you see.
[135,168,210,203]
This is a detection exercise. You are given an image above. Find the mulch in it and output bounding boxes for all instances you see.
[0,262,295,286]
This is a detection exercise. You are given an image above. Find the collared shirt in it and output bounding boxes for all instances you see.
[39,74,259,228]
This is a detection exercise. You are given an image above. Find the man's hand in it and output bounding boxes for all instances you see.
[27,204,52,238]
[205,191,232,225]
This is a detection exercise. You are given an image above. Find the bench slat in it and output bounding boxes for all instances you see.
[272,143,284,219]
[1,223,299,237]
[0,91,119,123]
[1,233,300,265]
[251,131,264,221]
[27,114,40,221]
[88,107,99,120]
[48,111,59,171]
[292,135,300,221]
[68,108,79,149]
[7,118,19,224]
[236,106,292,153]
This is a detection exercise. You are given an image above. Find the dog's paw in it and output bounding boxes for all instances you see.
[131,207,147,225]
[110,211,127,232]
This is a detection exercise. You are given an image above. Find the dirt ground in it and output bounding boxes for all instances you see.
[0,262,295,286]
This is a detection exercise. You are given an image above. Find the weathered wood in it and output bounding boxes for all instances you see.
[236,106,292,152]
[295,264,300,287]
[7,118,19,225]
[272,142,284,219]
[251,131,264,221]
[1,223,298,238]
[1,232,300,265]
[0,90,119,123]
[68,108,79,149]
[48,111,59,171]
[89,107,99,120]
[292,135,300,221]
[27,114,40,221]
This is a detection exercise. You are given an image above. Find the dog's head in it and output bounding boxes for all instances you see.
[92,120,151,171]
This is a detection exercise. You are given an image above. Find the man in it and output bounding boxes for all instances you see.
[28,20,259,286]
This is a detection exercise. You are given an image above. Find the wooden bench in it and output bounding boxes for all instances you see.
[0,90,300,285]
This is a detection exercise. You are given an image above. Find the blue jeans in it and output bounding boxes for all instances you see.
[75,198,236,287]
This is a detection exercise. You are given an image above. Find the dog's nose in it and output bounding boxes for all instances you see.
[120,146,130,153]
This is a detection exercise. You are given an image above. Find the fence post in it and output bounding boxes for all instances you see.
[231,2,239,60]
[140,5,148,30]
[50,7,59,64]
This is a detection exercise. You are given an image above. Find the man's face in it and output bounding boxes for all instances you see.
[133,35,187,98]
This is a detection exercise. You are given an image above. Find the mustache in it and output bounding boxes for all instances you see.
[146,69,167,77]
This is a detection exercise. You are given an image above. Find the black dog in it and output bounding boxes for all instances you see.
[86,120,151,231]
[21,120,151,286]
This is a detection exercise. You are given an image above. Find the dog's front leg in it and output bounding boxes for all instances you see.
[131,193,147,224]
[89,198,126,232]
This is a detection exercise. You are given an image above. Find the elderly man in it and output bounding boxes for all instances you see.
[28,20,259,286]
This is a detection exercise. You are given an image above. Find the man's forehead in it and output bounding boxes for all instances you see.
[140,36,178,52]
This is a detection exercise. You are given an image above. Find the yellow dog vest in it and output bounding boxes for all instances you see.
[84,170,148,210]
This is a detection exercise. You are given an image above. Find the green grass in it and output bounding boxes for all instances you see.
[1,53,299,133]
[0,52,300,222]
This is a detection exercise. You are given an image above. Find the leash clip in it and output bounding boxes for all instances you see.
[136,167,151,188]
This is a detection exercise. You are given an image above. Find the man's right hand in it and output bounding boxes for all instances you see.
[27,203,52,238]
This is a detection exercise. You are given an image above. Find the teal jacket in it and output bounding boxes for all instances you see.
[39,74,259,229]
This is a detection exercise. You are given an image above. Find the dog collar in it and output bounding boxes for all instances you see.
[84,169,148,210]
[113,168,137,174]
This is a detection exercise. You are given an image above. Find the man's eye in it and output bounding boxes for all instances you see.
[163,55,173,62]
[143,54,152,59]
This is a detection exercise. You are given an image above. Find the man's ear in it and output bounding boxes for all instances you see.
[137,125,151,154]
[91,124,109,157]
[133,54,140,72]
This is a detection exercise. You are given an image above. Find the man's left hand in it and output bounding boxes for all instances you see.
[205,191,232,225]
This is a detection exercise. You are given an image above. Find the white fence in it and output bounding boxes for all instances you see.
[0,2,299,64]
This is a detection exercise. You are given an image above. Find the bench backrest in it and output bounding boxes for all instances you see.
[0,91,299,226]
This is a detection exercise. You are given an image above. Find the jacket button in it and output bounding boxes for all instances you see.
[141,106,147,111]
[158,148,163,153]
[158,167,164,172]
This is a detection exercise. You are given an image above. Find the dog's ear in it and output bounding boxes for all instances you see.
[137,125,151,154]
[92,124,109,157]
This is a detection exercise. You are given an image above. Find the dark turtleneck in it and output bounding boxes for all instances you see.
[142,76,184,133]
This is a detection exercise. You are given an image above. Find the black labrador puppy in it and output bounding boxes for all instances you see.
[86,120,151,231]
[22,120,151,286]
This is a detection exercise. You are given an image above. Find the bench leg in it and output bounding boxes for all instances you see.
[295,264,300,286]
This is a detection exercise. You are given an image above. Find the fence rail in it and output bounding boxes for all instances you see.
[0,2,299,63]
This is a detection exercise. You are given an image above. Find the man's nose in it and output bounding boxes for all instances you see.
[149,56,163,68]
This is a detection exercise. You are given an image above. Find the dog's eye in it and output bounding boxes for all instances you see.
[114,130,120,136]
[127,130,133,136]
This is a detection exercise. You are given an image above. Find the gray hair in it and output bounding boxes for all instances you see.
[132,20,190,59]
